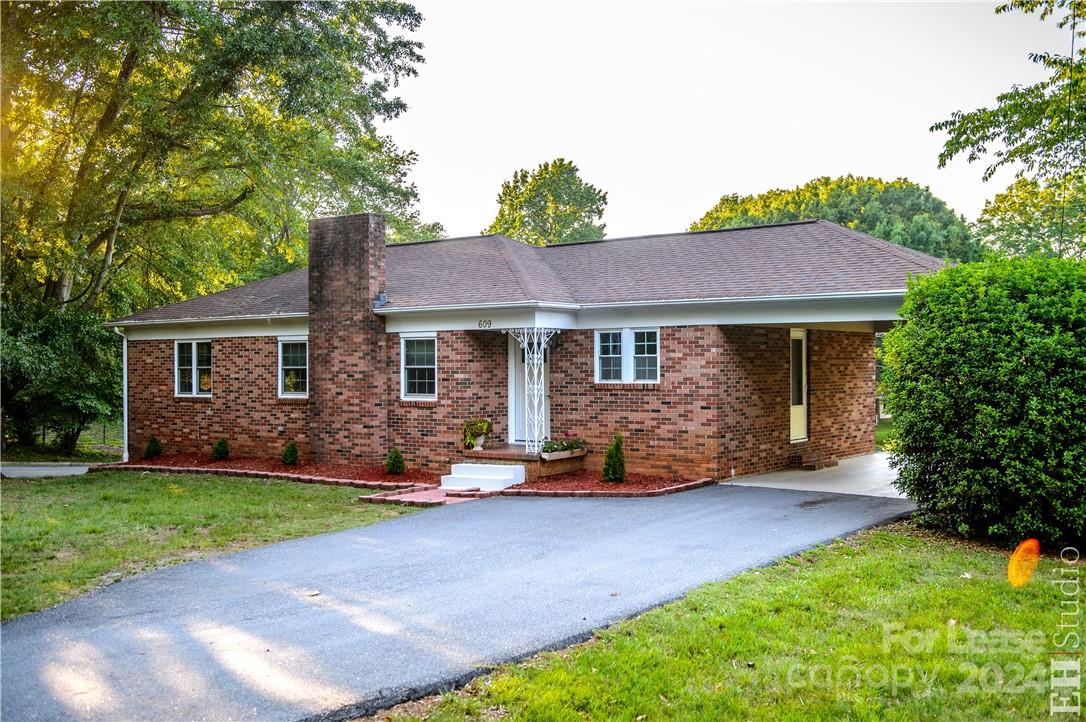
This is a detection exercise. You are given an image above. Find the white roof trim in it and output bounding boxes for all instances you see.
[110,290,908,327]
[108,312,308,327]
[373,289,906,315]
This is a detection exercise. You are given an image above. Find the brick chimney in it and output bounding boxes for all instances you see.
[307,213,388,463]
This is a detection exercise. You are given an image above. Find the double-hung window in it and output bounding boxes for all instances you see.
[401,334,437,399]
[595,328,659,383]
[279,339,308,397]
[176,340,212,396]
[597,331,623,382]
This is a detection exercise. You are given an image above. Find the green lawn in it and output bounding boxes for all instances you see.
[3,418,124,463]
[1,471,412,620]
[876,417,893,449]
[381,524,1075,722]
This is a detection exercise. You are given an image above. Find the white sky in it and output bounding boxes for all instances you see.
[380,1,1069,239]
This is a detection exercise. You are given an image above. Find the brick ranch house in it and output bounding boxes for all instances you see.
[109,213,944,481]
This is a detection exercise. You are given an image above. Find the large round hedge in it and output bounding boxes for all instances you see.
[881,256,1085,547]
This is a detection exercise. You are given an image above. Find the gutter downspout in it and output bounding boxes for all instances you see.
[113,327,129,462]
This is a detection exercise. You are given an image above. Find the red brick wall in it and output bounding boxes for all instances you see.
[805,329,877,462]
[719,326,791,477]
[127,337,309,459]
[716,326,877,477]
[308,213,388,464]
[548,326,726,480]
[387,331,508,471]
[126,325,875,477]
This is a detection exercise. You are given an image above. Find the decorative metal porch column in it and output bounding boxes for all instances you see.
[506,327,559,454]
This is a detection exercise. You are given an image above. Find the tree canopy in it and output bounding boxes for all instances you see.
[975,172,1086,258]
[485,158,607,246]
[1,0,437,318]
[690,175,983,260]
[931,0,1085,182]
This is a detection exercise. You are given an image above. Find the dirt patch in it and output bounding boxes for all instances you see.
[122,454,439,485]
[510,469,693,493]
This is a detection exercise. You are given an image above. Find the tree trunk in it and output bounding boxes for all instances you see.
[54,425,84,457]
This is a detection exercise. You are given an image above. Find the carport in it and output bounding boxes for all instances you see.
[731,453,903,498]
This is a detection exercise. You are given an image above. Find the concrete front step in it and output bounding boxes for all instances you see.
[441,463,524,491]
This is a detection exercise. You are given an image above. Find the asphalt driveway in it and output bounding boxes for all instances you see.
[2,485,913,722]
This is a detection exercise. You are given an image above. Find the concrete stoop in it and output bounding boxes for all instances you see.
[440,463,525,491]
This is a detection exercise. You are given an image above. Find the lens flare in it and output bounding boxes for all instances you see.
[1007,538,1041,587]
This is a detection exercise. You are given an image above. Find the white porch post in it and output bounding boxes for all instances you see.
[507,327,558,453]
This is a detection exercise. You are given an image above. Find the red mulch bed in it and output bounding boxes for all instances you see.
[510,469,693,492]
[121,454,439,484]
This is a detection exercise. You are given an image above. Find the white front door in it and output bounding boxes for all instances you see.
[790,328,808,442]
[509,335,550,443]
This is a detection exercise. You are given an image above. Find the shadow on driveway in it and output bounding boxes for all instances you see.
[2,484,914,722]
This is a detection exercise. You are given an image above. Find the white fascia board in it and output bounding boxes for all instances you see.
[575,294,905,329]
[382,307,578,333]
[119,315,309,341]
[575,289,906,309]
[375,301,581,314]
[114,290,906,337]
[107,312,307,327]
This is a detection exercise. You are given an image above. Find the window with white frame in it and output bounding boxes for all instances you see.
[597,331,623,382]
[633,330,659,381]
[279,339,308,396]
[176,340,212,396]
[596,328,659,383]
[401,334,437,399]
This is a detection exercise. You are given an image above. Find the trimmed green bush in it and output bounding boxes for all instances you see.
[385,447,405,475]
[881,257,1086,547]
[211,438,229,461]
[281,440,299,466]
[143,436,162,459]
[601,432,625,483]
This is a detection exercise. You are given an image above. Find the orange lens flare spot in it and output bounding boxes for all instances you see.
[1007,538,1041,587]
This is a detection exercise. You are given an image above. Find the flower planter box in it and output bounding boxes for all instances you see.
[540,448,587,462]
[537,448,588,478]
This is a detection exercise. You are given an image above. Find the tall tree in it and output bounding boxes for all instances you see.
[691,175,983,260]
[485,158,607,246]
[931,0,1085,182]
[1,1,437,317]
[974,172,1085,258]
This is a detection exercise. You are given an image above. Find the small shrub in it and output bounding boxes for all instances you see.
[211,438,229,461]
[462,418,492,449]
[281,440,299,466]
[882,257,1086,547]
[143,436,162,459]
[385,447,405,474]
[601,432,625,483]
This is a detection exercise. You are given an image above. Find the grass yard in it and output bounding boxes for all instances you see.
[2,418,125,463]
[875,417,893,449]
[377,523,1077,722]
[1,471,412,620]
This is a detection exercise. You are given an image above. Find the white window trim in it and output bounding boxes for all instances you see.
[174,339,212,397]
[400,332,438,400]
[594,328,660,384]
[277,336,309,398]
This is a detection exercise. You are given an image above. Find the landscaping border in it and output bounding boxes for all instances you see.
[89,464,717,504]
[448,477,716,499]
[89,463,429,492]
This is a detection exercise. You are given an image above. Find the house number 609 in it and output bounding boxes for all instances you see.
[477,319,492,329]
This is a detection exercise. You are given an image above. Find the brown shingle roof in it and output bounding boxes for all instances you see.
[112,220,945,324]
